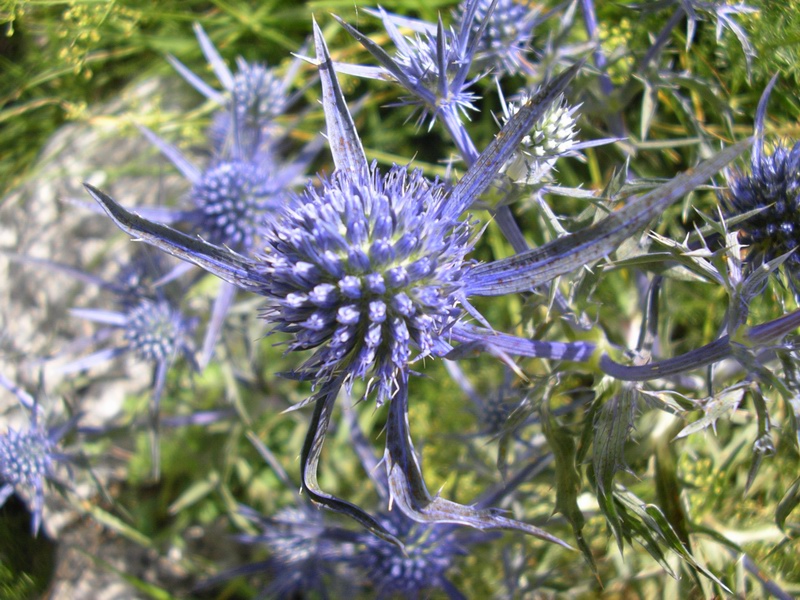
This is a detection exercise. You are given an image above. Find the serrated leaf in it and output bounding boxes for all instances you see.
[541,401,595,571]
[643,505,731,592]
[675,387,746,439]
[593,385,637,551]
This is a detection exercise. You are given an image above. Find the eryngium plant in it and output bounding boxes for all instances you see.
[84,15,750,549]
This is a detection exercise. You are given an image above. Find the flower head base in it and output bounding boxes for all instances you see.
[264,164,473,402]
[356,512,463,598]
[191,159,278,251]
[501,93,579,185]
[459,0,541,75]
[124,298,191,363]
[724,141,800,280]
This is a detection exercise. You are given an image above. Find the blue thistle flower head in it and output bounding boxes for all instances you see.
[124,298,194,364]
[334,3,487,129]
[458,0,542,75]
[725,141,800,276]
[355,511,464,598]
[263,164,473,402]
[391,26,480,124]
[167,23,301,159]
[0,376,76,536]
[723,76,800,285]
[233,504,359,598]
[190,159,280,251]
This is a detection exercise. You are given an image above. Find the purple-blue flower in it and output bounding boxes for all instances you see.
[456,0,545,75]
[167,23,303,158]
[723,76,800,286]
[85,19,746,544]
[0,373,77,536]
[354,510,467,599]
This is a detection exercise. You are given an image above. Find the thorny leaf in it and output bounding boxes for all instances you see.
[674,386,747,439]
[540,401,594,571]
[592,384,637,552]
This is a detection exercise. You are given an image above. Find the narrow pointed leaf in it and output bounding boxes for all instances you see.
[313,19,368,178]
[451,323,595,362]
[384,371,571,547]
[85,184,262,293]
[192,22,234,91]
[466,139,750,295]
[299,377,402,549]
[166,55,227,105]
[333,15,420,95]
[138,125,202,183]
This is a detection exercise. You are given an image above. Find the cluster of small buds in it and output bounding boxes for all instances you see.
[191,159,278,250]
[0,427,54,491]
[263,164,473,402]
[501,93,580,185]
[123,298,191,363]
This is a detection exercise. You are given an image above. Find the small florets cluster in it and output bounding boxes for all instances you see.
[231,61,286,125]
[355,512,462,597]
[461,0,539,74]
[210,62,287,153]
[724,141,800,277]
[502,93,579,185]
[191,160,277,250]
[0,427,53,490]
[262,164,474,401]
[124,298,189,363]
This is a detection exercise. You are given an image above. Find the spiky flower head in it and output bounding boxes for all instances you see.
[236,504,358,598]
[355,512,463,598]
[501,92,580,185]
[210,61,289,155]
[0,427,53,493]
[191,159,279,251]
[124,298,192,363]
[458,0,541,75]
[263,164,473,402]
[0,382,75,537]
[232,61,286,125]
[724,140,800,280]
[392,27,480,125]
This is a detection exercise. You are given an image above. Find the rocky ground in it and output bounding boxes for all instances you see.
[1,76,210,599]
